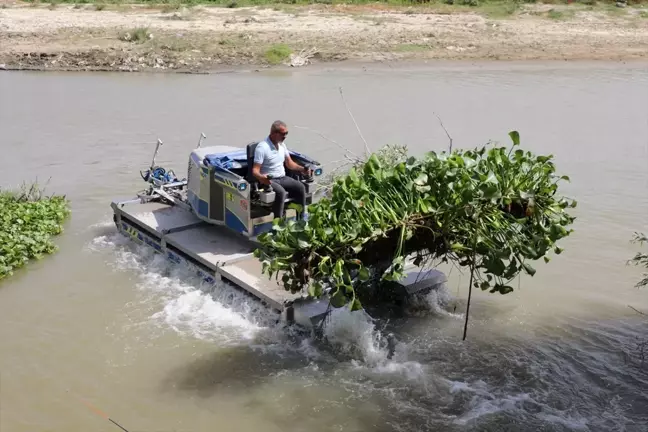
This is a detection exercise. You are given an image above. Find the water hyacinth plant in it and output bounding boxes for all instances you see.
[254,131,577,312]
[0,183,71,280]
[630,232,648,289]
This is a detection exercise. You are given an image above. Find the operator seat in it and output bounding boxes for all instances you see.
[246,141,259,186]
[246,141,276,202]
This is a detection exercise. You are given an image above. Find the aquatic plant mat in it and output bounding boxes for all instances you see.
[0,183,71,280]
[255,131,577,327]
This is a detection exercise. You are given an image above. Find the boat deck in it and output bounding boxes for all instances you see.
[112,200,301,311]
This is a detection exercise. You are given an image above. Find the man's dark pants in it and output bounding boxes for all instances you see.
[270,176,306,219]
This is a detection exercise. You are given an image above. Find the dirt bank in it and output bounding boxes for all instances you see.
[1,1,647,72]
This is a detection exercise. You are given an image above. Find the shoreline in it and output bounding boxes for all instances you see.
[1,1,647,73]
[3,57,648,75]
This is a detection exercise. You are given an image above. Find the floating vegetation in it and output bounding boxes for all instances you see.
[0,183,71,281]
[254,131,577,313]
[630,232,648,289]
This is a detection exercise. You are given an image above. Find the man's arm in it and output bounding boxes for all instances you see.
[284,149,310,175]
[252,145,271,185]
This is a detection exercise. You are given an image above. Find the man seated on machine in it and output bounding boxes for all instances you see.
[252,120,312,220]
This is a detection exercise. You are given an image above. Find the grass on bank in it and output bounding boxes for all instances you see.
[23,0,648,10]
[0,183,71,281]
[264,43,292,64]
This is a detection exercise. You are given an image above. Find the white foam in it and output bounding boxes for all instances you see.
[455,391,532,425]
[447,378,592,429]
[87,229,278,346]
[322,307,390,365]
[87,218,115,229]
[155,289,263,343]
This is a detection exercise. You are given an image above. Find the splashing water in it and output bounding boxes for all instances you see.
[85,225,648,431]
[86,228,455,371]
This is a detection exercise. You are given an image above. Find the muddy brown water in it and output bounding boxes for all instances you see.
[1,61,647,432]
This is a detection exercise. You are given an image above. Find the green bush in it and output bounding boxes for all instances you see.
[0,184,71,280]
[264,44,292,65]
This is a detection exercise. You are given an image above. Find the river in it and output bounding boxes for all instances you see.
[0,61,647,432]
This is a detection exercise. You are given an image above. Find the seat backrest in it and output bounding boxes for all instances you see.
[246,141,259,184]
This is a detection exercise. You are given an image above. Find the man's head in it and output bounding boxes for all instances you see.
[269,120,288,145]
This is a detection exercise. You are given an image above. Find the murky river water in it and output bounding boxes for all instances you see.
[1,62,647,432]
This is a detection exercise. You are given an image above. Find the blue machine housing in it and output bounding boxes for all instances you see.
[186,144,323,238]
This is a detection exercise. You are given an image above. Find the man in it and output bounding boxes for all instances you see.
[252,120,312,220]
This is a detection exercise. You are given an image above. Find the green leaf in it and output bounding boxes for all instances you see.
[484,172,498,184]
[358,267,370,281]
[509,131,520,146]
[496,285,514,295]
[330,289,347,308]
[414,173,428,186]
[514,149,524,160]
[521,262,536,276]
[451,242,465,251]
[537,155,552,163]
[350,298,363,311]
[308,281,324,297]
[486,258,506,276]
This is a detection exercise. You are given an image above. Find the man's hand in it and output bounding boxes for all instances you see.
[302,166,313,177]
[252,162,271,185]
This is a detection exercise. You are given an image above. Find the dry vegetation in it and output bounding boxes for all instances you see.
[0,0,647,71]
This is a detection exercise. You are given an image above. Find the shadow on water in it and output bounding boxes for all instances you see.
[159,343,404,432]
[159,344,315,398]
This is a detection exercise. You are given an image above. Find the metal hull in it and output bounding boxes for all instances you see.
[111,198,332,327]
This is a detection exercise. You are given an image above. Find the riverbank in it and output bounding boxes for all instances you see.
[1,1,647,72]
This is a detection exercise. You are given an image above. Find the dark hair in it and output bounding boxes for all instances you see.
[271,120,287,133]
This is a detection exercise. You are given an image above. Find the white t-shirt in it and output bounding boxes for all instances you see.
[253,136,289,178]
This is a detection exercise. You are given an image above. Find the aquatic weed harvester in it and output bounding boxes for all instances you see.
[111,135,447,328]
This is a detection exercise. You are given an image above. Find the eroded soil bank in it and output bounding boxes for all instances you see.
[1,1,647,72]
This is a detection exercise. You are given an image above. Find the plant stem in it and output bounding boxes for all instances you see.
[462,235,478,341]
[434,112,453,153]
[339,86,370,157]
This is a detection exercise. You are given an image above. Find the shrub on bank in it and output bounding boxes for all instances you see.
[0,183,71,281]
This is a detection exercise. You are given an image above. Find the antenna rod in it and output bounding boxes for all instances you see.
[82,399,131,432]
[150,138,163,172]
[197,132,206,148]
